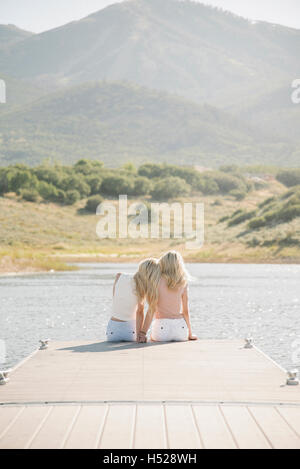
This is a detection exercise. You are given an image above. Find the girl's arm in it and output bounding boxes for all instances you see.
[182,287,197,341]
[137,306,155,343]
[112,273,121,297]
[136,303,144,337]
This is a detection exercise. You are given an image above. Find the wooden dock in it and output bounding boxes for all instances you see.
[1,340,300,449]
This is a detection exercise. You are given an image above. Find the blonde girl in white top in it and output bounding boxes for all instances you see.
[106,258,161,342]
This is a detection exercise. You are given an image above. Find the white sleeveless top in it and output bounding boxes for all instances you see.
[112,273,138,321]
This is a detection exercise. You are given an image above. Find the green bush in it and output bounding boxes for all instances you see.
[61,175,90,197]
[38,181,59,202]
[86,176,103,195]
[218,215,230,223]
[151,177,191,200]
[65,190,81,205]
[20,189,39,202]
[85,195,104,213]
[277,169,300,188]
[212,199,222,206]
[229,189,246,201]
[248,217,267,230]
[210,172,247,194]
[0,169,11,195]
[276,205,300,224]
[132,177,152,196]
[74,159,104,175]
[228,210,256,227]
[101,176,134,197]
[202,178,219,195]
[138,163,167,179]
[34,166,63,186]
[258,197,275,208]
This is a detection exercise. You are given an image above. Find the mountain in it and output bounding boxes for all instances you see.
[0,81,298,167]
[0,0,299,107]
[239,85,300,146]
[0,25,33,50]
[0,75,50,114]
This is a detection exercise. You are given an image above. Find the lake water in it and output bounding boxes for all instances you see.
[1,263,300,370]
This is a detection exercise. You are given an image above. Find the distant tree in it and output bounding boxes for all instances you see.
[101,176,134,197]
[132,176,152,196]
[10,169,38,193]
[202,178,219,195]
[74,159,103,175]
[151,177,191,200]
[61,175,90,197]
[210,172,247,194]
[0,169,11,195]
[56,189,67,204]
[38,181,59,202]
[138,163,165,179]
[86,176,103,195]
[65,190,81,205]
[34,166,62,186]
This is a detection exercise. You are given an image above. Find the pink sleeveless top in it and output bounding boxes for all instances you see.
[155,277,188,320]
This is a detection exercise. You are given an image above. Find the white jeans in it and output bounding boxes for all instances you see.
[151,318,189,342]
[106,319,136,342]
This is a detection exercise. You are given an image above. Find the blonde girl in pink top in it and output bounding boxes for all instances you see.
[138,251,197,343]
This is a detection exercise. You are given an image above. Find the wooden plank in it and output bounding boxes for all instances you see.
[165,405,202,449]
[249,406,300,449]
[1,404,300,449]
[221,406,271,449]
[100,405,135,449]
[64,405,108,449]
[0,406,51,449]
[134,404,165,449]
[192,405,236,449]
[29,405,80,449]
[0,406,24,439]
[276,406,300,437]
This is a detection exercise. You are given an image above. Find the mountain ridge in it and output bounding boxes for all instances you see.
[0,0,299,106]
[0,24,34,50]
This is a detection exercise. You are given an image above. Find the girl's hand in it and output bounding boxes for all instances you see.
[137,331,147,343]
[188,334,198,341]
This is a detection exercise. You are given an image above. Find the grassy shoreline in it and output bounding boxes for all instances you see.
[1,247,299,276]
[0,251,78,276]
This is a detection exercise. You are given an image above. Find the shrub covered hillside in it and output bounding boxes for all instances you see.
[219,185,300,249]
[0,160,258,205]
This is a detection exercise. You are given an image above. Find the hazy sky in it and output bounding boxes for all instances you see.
[1,0,300,33]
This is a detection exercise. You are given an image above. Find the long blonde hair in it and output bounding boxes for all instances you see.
[159,251,188,290]
[134,258,161,309]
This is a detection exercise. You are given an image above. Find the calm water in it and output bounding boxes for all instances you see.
[1,263,300,370]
